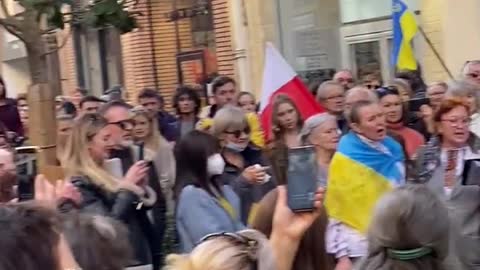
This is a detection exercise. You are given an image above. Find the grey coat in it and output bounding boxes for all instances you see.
[413,138,480,270]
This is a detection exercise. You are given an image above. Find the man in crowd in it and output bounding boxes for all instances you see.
[0,148,16,202]
[100,100,164,270]
[316,81,348,133]
[198,76,265,147]
[138,88,177,142]
[78,95,106,117]
[333,69,355,91]
[345,85,378,110]
[173,86,201,140]
[462,60,480,86]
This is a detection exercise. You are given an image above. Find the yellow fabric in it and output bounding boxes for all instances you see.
[325,153,393,234]
[247,202,259,226]
[398,10,418,70]
[196,112,265,148]
[218,197,237,221]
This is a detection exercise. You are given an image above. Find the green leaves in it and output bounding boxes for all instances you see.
[16,0,136,33]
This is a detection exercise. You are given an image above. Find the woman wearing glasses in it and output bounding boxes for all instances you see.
[376,86,424,160]
[413,98,480,269]
[444,81,480,138]
[212,106,276,225]
[60,114,157,269]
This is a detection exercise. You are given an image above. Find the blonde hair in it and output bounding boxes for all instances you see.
[60,114,118,192]
[211,105,248,138]
[163,230,276,270]
[131,106,169,158]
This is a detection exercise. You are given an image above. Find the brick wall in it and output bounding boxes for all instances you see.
[420,0,448,83]
[211,0,234,76]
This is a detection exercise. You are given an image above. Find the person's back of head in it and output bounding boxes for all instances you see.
[0,202,61,270]
[359,184,449,270]
[251,189,332,270]
[164,229,275,270]
[62,212,132,270]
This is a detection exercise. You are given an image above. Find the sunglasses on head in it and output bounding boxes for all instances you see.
[198,232,258,270]
[366,84,381,90]
[224,126,251,138]
[375,86,400,98]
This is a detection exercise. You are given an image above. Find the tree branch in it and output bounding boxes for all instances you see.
[41,28,72,57]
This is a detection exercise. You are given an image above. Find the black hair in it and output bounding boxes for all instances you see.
[137,88,164,105]
[211,76,236,94]
[0,202,60,270]
[0,76,6,99]
[174,130,221,199]
[173,86,201,115]
[98,100,132,116]
[79,95,106,109]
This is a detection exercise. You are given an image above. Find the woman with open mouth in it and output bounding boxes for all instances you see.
[412,97,480,270]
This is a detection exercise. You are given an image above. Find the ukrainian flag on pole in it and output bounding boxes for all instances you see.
[392,0,418,70]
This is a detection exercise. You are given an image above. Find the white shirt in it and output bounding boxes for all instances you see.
[326,219,368,258]
[470,113,480,138]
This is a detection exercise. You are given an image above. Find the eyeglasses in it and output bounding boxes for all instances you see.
[224,127,251,138]
[376,86,400,98]
[441,118,470,127]
[337,78,354,84]
[467,73,480,79]
[108,119,134,130]
[325,94,345,101]
[198,232,258,270]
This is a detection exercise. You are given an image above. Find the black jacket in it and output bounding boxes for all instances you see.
[68,176,155,267]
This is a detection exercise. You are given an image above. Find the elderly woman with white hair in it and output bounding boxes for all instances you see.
[445,80,480,137]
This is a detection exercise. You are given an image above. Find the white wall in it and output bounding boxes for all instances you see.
[340,0,419,23]
[2,59,31,98]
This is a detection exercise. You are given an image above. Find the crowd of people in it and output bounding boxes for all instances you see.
[0,61,479,270]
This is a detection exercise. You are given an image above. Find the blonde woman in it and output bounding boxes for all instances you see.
[131,105,178,257]
[60,113,157,268]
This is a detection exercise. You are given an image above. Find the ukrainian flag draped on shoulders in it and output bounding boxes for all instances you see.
[392,0,418,70]
[325,132,405,234]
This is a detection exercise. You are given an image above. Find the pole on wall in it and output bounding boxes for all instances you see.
[418,26,454,80]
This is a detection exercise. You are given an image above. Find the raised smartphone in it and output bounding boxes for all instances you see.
[408,97,430,112]
[287,146,318,212]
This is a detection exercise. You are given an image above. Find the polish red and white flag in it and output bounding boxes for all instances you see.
[259,43,324,141]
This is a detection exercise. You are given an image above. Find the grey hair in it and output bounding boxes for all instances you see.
[358,185,449,270]
[299,113,337,144]
[445,80,480,113]
[462,60,480,76]
[211,105,248,138]
[344,88,378,123]
[164,229,276,270]
[316,80,343,100]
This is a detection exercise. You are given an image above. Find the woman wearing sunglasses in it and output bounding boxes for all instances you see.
[212,106,276,225]
[376,86,424,160]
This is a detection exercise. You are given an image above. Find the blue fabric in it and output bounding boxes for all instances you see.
[391,0,406,66]
[337,132,405,184]
[176,185,246,252]
[157,111,178,142]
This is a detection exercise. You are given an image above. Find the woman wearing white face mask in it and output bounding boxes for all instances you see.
[174,130,246,252]
[212,106,276,225]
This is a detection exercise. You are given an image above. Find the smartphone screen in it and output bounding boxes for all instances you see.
[408,97,430,112]
[287,146,318,212]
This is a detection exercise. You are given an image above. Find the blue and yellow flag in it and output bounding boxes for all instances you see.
[392,0,418,70]
[325,132,405,234]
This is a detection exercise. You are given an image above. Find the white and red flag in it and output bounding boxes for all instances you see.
[259,43,324,141]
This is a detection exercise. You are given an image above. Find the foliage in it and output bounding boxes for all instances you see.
[13,0,137,33]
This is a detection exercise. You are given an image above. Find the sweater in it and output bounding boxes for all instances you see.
[387,122,425,159]
[0,99,23,136]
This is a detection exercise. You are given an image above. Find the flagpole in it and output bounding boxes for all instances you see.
[418,26,454,80]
